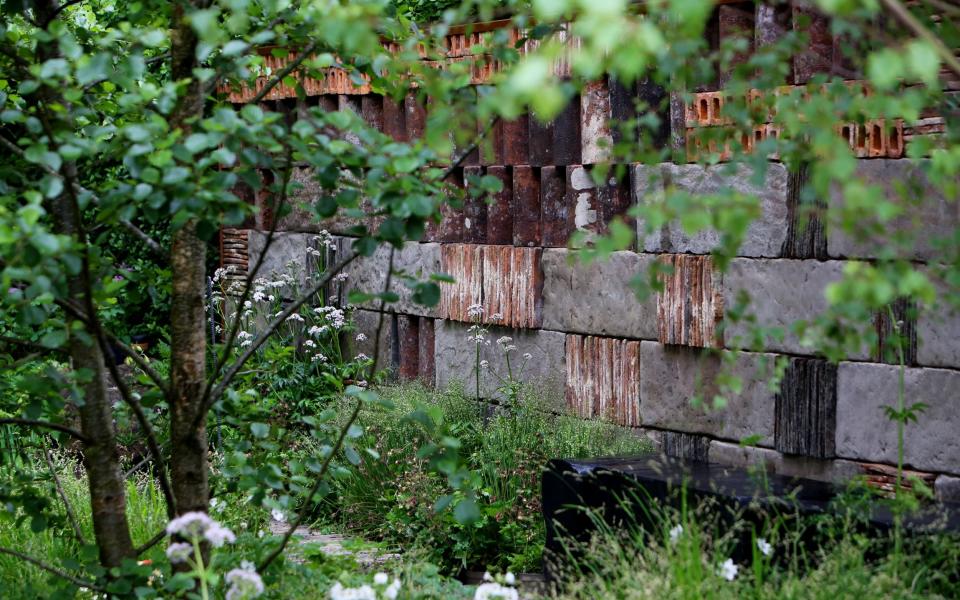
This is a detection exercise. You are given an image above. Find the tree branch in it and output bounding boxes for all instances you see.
[0,419,89,443]
[135,528,167,555]
[0,547,104,591]
[249,41,321,104]
[43,447,87,545]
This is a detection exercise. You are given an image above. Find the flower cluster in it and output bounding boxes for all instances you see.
[329,572,401,600]
[474,572,518,600]
[226,564,265,600]
[165,513,263,598]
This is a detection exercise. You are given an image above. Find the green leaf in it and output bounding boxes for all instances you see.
[250,422,270,438]
[453,497,480,525]
[40,329,68,349]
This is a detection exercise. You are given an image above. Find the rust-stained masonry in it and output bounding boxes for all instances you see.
[224,5,960,499]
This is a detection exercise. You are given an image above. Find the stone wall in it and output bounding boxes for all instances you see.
[223,6,960,500]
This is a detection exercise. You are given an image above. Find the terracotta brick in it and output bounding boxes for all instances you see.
[383,96,407,142]
[853,122,869,158]
[885,119,904,158]
[485,166,513,245]
[541,166,572,247]
[792,1,833,84]
[656,254,724,348]
[866,119,886,157]
[859,462,937,498]
[404,93,427,141]
[565,334,641,426]
[398,314,420,381]
[418,317,436,384]
[462,165,487,244]
[512,165,542,247]
[501,115,530,165]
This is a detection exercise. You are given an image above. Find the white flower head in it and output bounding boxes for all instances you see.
[355,353,370,362]
[271,508,287,523]
[757,538,772,557]
[467,303,484,318]
[373,572,389,585]
[204,523,236,547]
[334,272,349,283]
[210,497,223,513]
[489,312,503,322]
[286,313,304,322]
[669,524,683,544]
[166,511,214,538]
[718,558,738,581]
[474,582,518,600]
[311,353,328,363]
[355,333,367,342]
[479,360,490,370]
[329,582,376,600]
[496,336,512,346]
[504,572,515,585]
[482,571,493,582]
[522,352,532,360]
[304,339,316,348]
[226,567,265,600]
[165,542,192,564]
[384,579,401,600]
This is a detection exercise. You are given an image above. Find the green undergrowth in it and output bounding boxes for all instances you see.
[314,382,653,574]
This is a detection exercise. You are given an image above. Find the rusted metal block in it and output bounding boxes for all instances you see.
[656,254,724,348]
[485,166,513,245]
[791,1,832,84]
[873,297,918,365]
[439,244,484,322]
[501,115,530,165]
[361,95,384,131]
[404,93,427,141]
[462,165,487,244]
[858,462,937,498]
[636,77,670,149]
[663,432,711,461]
[382,96,407,141]
[528,114,554,166]
[610,77,637,147]
[418,317,436,384]
[598,168,633,236]
[564,334,641,427]
[512,165,542,247]
[397,314,420,381]
[775,358,837,458]
[718,3,756,87]
[541,166,572,247]
[481,245,543,329]
[438,169,466,243]
[479,118,504,166]
[553,95,582,165]
[581,80,613,165]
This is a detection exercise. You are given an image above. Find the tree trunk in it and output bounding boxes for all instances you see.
[168,4,211,518]
[49,185,136,568]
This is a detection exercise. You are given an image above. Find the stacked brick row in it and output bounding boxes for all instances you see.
[225,7,960,500]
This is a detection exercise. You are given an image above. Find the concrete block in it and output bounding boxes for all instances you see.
[721,258,848,355]
[639,342,779,444]
[708,440,862,483]
[247,231,314,285]
[434,320,566,403]
[337,238,442,317]
[827,159,958,261]
[276,167,380,235]
[917,296,960,369]
[935,474,960,503]
[633,162,790,258]
[836,362,960,475]
[718,4,755,87]
[418,317,436,384]
[351,309,397,378]
[541,248,658,340]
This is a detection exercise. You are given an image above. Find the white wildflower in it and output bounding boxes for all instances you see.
[286,313,304,322]
[479,360,489,370]
[244,300,252,309]
[503,345,517,353]
[329,582,376,600]
[356,380,368,388]
[240,340,253,348]
[225,566,265,600]
[474,582,518,600]
[311,353,328,363]
[496,336,513,346]
[355,353,370,362]
[210,498,224,513]
[268,294,276,302]
[334,272,349,282]
[204,523,236,547]
[271,508,287,523]
[490,312,503,322]
[467,303,484,318]
[669,524,683,544]
[309,325,329,337]
[384,579,401,600]
[504,572,515,585]
[253,291,265,302]
[355,333,367,342]
[757,538,772,557]
[304,339,316,348]
[165,542,192,564]
[166,511,214,538]
[373,573,389,585]
[522,353,532,360]
[482,572,493,582]
[718,558,738,581]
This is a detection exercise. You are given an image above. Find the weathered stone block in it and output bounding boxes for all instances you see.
[721,258,850,356]
[580,79,612,165]
[633,162,790,258]
[541,248,658,339]
[565,334,641,426]
[275,167,380,234]
[708,440,862,483]
[827,159,958,261]
[351,309,397,378]
[935,474,960,503]
[917,285,960,369]
[639,342,779,444]
[792,2,833,84]
[657,254,724,348]
[836,362,960,475]
[775,358,837,458]
[247,231,314,284]
[337,238,442,317]
[434,320,566,403]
